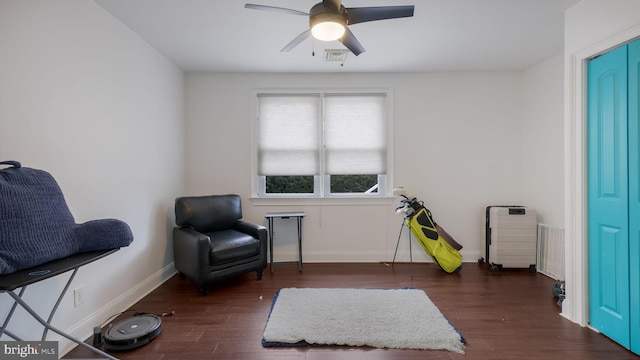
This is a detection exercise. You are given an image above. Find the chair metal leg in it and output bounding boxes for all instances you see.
[0,287,25,340]
[6,291,119,360]
[43,268,78,340]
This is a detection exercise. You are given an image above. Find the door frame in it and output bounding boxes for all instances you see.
[565,25,640,326]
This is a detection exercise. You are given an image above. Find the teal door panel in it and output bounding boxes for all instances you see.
[588,44,630,348]
[628,38,640,354]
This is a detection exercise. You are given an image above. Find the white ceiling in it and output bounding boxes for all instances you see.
[94,0,580,73]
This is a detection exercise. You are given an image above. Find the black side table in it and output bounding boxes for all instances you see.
[264,212,305,272]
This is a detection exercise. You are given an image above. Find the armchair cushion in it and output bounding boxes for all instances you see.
[207,229,259,264]
[0,161,133,275]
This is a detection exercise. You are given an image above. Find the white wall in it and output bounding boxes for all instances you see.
[0,0,184,354]
[521,54,565,228]
[564,0,640,325]
[185,72,524,264]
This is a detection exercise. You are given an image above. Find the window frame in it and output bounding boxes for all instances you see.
[250,88,394,201]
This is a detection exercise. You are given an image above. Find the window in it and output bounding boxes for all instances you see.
[252,90,391,198]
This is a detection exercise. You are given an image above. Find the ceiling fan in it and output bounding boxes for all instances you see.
[244,0,415,56]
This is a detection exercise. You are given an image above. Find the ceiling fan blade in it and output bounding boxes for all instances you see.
[281,29,311,52]
[322,0,342,11]
[244,4,308,16]
[346,5,415,25]
[340,28,365,56]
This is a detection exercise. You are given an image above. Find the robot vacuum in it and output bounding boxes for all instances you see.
[104,314,162,351]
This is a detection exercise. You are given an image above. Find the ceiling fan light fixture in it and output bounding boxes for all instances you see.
[310,11,346,41]
[311,21,345,41]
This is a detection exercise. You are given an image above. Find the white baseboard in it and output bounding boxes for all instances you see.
[275,250,481,263]
[57,262,177,356]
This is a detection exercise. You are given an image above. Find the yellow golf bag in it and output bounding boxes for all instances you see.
[406,206,463,273]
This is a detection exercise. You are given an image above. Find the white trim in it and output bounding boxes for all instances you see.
[281,250,480,263]
[564,25,640,326]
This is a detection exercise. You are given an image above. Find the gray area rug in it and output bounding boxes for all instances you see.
[262,288,465,353]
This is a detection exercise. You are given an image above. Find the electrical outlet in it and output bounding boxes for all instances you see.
[74,286,85,308]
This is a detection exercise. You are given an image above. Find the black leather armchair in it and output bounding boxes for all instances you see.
[173,194,267,295]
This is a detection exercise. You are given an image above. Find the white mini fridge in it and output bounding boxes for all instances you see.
[480,206,538,272]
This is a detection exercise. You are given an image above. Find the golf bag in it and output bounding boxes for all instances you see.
[395,189,463,273]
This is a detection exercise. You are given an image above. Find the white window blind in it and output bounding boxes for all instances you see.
[324,94,387,175]
[255,91,390,197]
[258,94,319,175]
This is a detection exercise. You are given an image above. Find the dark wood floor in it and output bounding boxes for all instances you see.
[64,262,638,360]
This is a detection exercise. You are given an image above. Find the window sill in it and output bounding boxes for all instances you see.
[249,196,396,206]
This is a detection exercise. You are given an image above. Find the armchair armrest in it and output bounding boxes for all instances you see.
[234,221,268,267]
[172,227,211,283]
[234,221,267,240]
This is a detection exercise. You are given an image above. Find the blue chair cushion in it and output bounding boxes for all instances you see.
[0,161,133,275]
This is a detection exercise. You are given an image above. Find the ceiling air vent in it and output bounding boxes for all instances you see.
[324,49,349,62]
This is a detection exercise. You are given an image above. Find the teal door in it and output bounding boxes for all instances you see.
[628,39,640,355]
[588,43,630,349]
[588,38,640,353]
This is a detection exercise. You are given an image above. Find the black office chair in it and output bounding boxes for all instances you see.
[173,194,267,295]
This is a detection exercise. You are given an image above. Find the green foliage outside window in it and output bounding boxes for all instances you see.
[266,176,314,193]
[265,175,378,194]
[330,175,378,193]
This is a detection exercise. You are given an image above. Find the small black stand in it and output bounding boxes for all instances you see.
[265,212,305,272]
